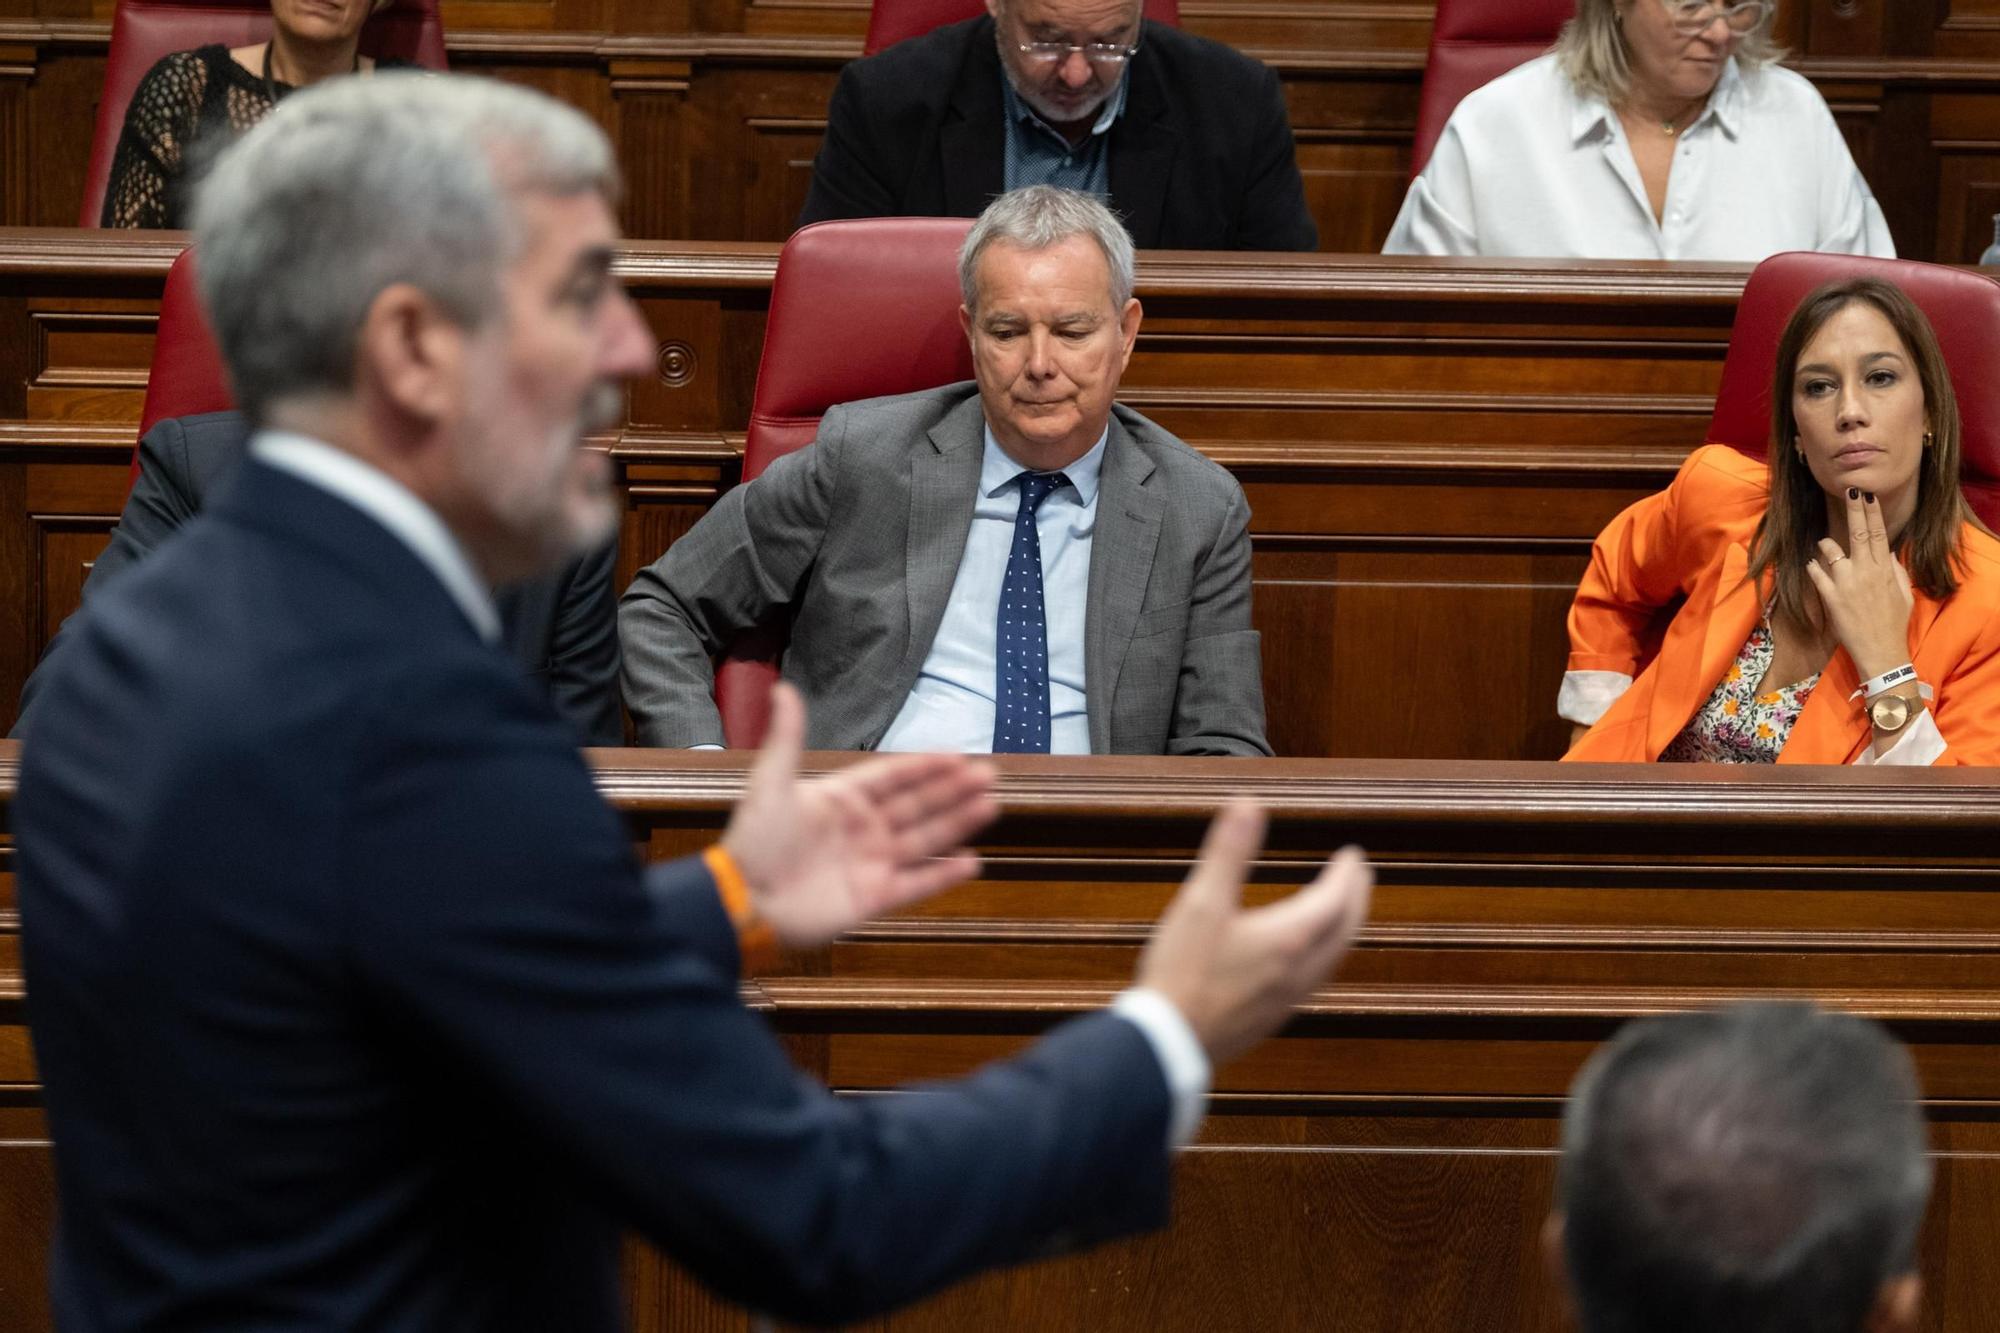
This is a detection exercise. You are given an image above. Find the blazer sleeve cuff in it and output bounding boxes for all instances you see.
[1559,670,1635,726]
[1110,987,1211,1150]
[1850,709,1947,767]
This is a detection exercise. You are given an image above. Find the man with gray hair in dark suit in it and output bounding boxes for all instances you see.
[1552,1001,1931,1333]
[621,184,1269,755]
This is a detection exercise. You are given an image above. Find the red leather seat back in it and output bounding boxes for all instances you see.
[1708,251,2000,528]
[1410,0,1573,179]
[129,247,233,488]
[142,249,232,435]
[863,0,1176,57]
[82,0,448,227]
[717,216,976,746]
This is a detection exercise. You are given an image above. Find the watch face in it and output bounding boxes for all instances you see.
[1870,694,1914,732]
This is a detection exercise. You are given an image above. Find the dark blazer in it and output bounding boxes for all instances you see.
[13,410,623,745]
[16,458,1173,1329]
[619,383,1270,755]
[796,16,1318,252]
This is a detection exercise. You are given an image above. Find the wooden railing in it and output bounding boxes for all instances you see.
[6,745,2000,1330]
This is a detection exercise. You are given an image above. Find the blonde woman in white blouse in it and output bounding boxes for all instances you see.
[1384,0,1894,261]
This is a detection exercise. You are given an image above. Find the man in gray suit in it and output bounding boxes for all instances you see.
[621,185,1269,755]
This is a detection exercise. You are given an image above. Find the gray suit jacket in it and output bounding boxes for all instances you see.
[620,383,1269,755]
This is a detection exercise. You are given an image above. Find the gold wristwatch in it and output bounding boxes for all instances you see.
[1868,692,1917,734]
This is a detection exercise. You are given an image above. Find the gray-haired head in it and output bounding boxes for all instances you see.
[191,72,618,424]
[1555,0,1782,105]
[958,185,1135,313]
[1559,1001,1931,1333]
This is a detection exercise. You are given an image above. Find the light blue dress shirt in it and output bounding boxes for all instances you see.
[876,424,1107,754]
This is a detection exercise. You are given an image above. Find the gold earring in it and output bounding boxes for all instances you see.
[1794,444,1806,463]
[1923,431,1935,448]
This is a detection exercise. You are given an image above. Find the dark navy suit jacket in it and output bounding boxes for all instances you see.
[14,410,623,745]
[16,459,1171,1330]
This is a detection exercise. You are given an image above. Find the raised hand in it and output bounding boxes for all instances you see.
[1136,801,1373,1068]
[721,683,999,948]
[1804,487,1915,682]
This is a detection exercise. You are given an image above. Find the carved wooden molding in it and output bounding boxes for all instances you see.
[0,231,1761,307]
[550,747,2000,829]
[844,918,2000,954]
[12,742,2000,828]
[0,226,186,273]
[0,421,139,455]
[747,975,2000,1023]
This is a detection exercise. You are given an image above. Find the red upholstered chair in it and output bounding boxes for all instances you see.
[130,247,233,488]
[142,249,232,435]
[1410,0,1572,179]
[80,0,448,227]
[863,0,1176,57]
[715,216,975,746]
[1707,251,2000,528]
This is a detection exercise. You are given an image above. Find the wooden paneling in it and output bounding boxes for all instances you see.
[0,232,1756,757]
[600,752,2000,1331]
[8,747,2000,1330]
[4,3,2000,254]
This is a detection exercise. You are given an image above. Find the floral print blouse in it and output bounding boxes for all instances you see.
[1660,621,1820,763]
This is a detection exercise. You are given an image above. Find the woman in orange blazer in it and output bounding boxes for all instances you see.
[1563,276,2000,766]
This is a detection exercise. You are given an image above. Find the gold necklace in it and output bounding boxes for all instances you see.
[1657,98,1706,136]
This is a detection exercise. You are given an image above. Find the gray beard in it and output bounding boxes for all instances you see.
[996,43,1117,129]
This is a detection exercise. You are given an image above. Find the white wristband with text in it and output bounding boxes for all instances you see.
[1851,663,1918,702]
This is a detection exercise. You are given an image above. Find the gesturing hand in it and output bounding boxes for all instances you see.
[1136,801,1373,1068]
[721,683,999,949]
[1804,487,1915,682]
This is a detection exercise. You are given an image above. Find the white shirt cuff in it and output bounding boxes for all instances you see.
[1850,708,1947,766]
[1111,986,1211,1151]
[1558,670,1634,726]
[690,744,725,751]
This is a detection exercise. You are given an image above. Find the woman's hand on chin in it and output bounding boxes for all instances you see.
[1804,487,1916,680]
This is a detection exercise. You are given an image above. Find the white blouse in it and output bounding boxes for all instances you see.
[1384,53,1895,261]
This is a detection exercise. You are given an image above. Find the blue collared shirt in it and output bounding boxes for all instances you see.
[876,423,1108,754]
[999,69,1129,199]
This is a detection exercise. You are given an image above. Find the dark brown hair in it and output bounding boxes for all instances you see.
[1748,276,1976,631]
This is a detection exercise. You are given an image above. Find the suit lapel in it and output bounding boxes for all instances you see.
[943,25,1008,218]
[1105,44,1179,249]
[1648,542,1761,759]
[900,400,986,701]
[1084,420,1161,753]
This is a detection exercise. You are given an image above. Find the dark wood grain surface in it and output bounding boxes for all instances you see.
[7,743,2000,1330]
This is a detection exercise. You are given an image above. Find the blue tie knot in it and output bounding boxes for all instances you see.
[1015,470,1070,516]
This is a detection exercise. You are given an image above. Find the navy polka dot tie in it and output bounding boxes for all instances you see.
[993,470,1070,754]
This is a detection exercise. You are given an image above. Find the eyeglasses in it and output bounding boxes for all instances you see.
[1659,0,1771,35]
[1015,38,1142,66]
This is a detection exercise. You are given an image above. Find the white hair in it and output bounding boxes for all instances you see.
[958,185,1136,312]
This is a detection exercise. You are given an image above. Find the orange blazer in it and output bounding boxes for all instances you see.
[1564,444,2000,765]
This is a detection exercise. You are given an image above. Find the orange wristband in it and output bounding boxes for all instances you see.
[703,846,779,974]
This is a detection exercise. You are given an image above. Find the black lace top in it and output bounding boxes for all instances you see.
[100,45,409,229]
